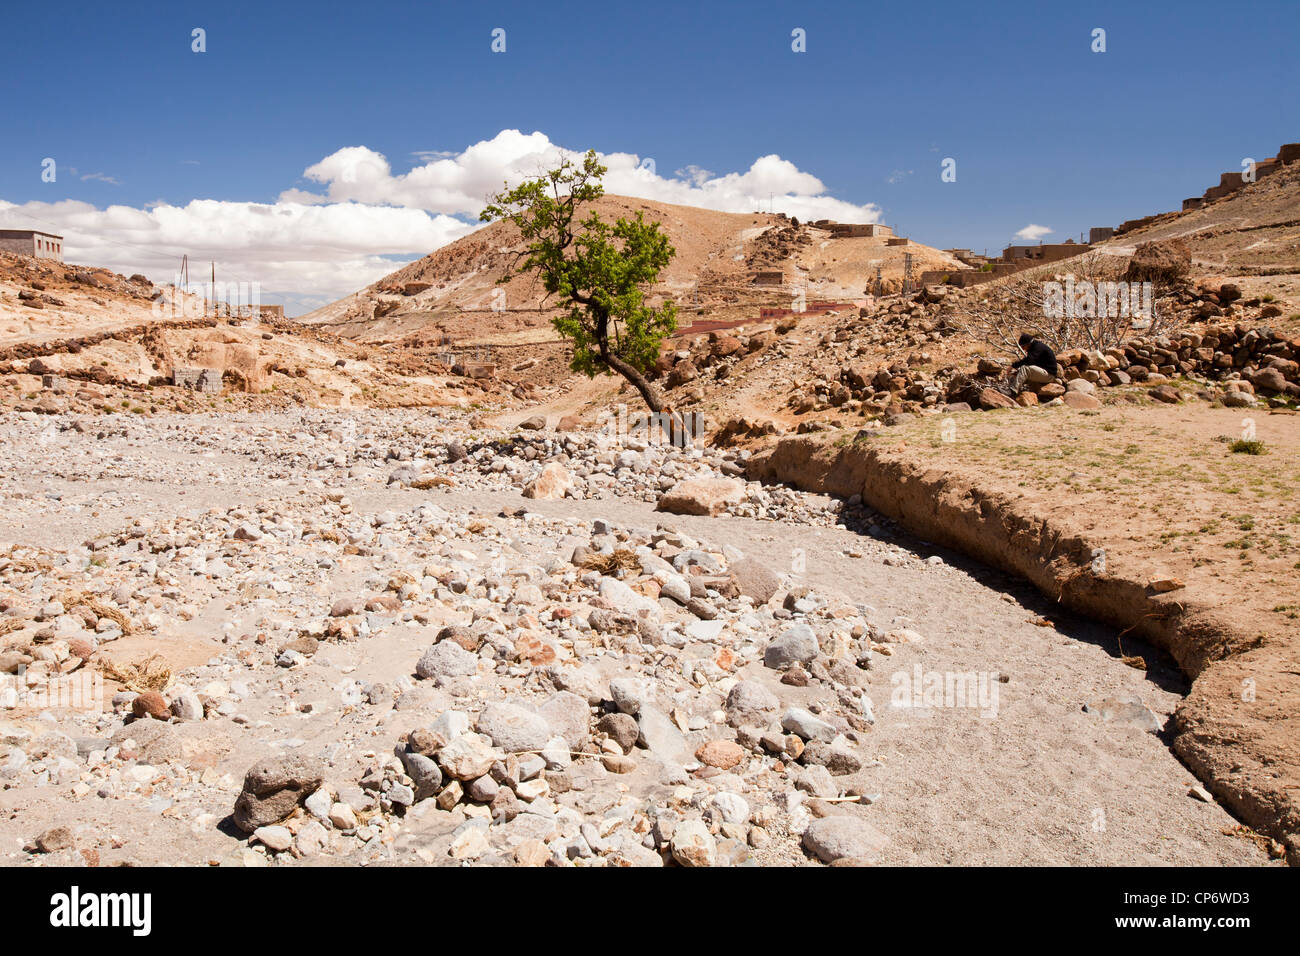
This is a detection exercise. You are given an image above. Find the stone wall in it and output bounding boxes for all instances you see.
[172,367,223,393]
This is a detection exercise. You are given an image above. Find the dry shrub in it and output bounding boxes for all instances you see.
[58,589,133,635]
[946,252,1183,357]
[1124,238,1191,284]
[1221,824,1286,859]
[99,654,171,693]
[579,549,641,574]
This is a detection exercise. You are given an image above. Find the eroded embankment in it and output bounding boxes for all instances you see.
[748,435,1300,864]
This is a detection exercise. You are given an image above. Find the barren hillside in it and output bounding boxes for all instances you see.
[0,252,509,412]
[1097,160,1300,276]
[300,194,965,346]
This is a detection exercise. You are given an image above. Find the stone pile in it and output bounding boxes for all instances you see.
[951,323,1300,412]
[790,320,1300,424]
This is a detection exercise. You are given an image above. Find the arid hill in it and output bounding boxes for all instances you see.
[299,194,965,346]
[0,252,494,412]
[1096,159,1300,277]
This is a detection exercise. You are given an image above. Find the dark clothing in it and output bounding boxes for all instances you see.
[1011,339,1058,376]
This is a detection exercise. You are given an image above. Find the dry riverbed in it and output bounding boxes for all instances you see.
[0,410,1275,866]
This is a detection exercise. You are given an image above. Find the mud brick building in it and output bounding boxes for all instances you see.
[0,229,63,262]
[813,221,894,239]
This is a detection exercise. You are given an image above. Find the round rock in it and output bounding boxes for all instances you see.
[802,815,889,864]
[475,702,552,753]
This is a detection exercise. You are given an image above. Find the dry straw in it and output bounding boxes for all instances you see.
[578,549,640,574]
[57,589,134,635]
[99,654,171,693]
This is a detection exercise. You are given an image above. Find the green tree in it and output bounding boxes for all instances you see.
[480,150,678,415]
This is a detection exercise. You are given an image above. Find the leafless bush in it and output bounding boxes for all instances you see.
[946,252,1184,357]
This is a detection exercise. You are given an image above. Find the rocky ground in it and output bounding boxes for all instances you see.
[0,409,1279,866]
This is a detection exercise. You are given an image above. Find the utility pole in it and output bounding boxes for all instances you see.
[211,261,215,317]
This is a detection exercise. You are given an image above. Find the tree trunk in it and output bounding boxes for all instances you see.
[595,313,692,443]
[602,348,666,412]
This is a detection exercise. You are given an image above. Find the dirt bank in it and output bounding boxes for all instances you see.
[748,413,1300,864]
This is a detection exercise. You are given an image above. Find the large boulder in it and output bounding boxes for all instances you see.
[656,478,745,516]
[636,705,692,765]
[710,336,744,359]
[978,388,1016,410]
[670,819,717,867]
[475,703,552,753]
[415,641,479,681]
[725,681,781,727]
[802,816,889,864]
[437,733,499,780]
[536,691,590,750]
[598,576,662,623]
[1124,238,1190,284]
[1246,367,1288,394]
[764,624,819,669]
[666,362,698,388]
[233,754,326,832]
[1063,391,1102,409]
[522,462,573,500]
[729,555,781,604]
[781,707,838,743]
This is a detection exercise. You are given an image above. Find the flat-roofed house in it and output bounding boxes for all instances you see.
[0,229,63,262]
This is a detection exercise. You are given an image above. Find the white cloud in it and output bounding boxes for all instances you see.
[1015,223,1053,241]
[0,130,882,316]
[282,130,882,224]
[0,198,472,315]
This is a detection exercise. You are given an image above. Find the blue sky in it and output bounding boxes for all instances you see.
[2,0,1295,312]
